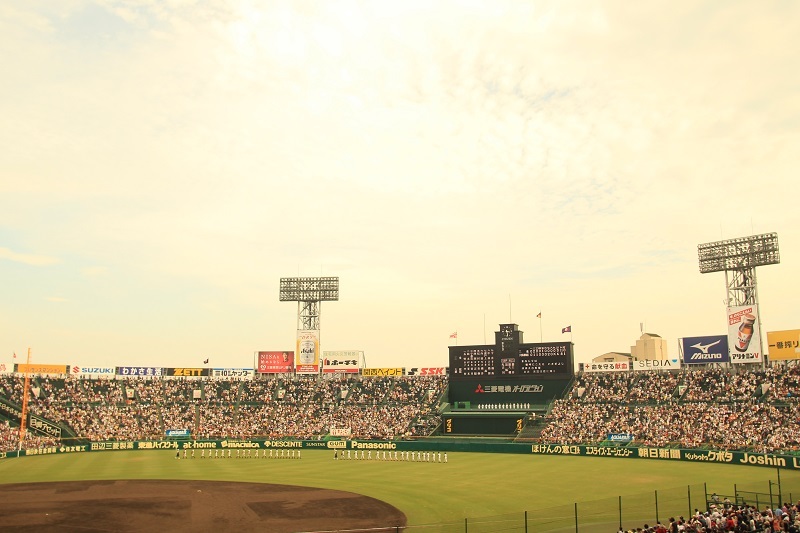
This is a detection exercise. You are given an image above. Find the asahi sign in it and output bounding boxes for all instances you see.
[295,330,320,374]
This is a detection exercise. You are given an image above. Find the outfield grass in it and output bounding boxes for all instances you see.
[2,450,799,531]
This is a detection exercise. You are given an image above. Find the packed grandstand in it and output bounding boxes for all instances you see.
[2,364,800,455]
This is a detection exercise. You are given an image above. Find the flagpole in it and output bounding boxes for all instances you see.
[483,314,486,344]
[538,312,543,343]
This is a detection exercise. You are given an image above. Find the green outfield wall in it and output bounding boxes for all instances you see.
[3,440,800,471]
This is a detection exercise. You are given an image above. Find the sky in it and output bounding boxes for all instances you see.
[1,0,798,372]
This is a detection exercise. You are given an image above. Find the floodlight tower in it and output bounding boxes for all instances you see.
[698,233,780,306]
[698,232,780,365]
[279,277,339,331]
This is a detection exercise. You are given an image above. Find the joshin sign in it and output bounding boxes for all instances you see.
[727,305,761,364]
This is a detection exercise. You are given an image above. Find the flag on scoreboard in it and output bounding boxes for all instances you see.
[562,325,571,333]
[536,312,542,318]
[449,332,457,338]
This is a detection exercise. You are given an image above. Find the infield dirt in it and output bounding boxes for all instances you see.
[0,479,407,533]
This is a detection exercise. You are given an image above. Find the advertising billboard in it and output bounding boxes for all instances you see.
[727,305,762,364]
[681,335,729,364]
[71,366,116,376]
[210,368,253,378]
[295,330,320,374]
[322,351,361,374]
[14,364,69,375]
[633,358,680,371]
[361,368,404,377]
[257,351,294,374]
[448,378,572,404]
[165,368,210,377]
[116,367,163,377]
[583,361,630,373]
[406,367,448,376]
[767,330,800,361]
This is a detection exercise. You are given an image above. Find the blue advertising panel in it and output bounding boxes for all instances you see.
[681,335,729,364]
[116,366,164,377]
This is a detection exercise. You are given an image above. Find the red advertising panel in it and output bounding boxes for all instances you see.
[257,351,294,374]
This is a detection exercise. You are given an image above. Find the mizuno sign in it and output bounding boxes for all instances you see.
[681,335,729,364]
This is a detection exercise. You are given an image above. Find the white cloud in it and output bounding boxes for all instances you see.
[0,247,60,266]
[82,266,108,277]
[0,1,798,367]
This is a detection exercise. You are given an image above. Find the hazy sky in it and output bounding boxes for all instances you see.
[1,1,798,371]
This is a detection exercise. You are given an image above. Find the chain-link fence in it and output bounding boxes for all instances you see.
[294,476,800,533]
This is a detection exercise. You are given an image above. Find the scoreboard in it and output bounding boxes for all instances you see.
[449,323,574,380]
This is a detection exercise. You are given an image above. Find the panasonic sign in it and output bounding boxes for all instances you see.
[681,335,729,364]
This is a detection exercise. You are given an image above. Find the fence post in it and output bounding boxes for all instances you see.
[778,467,783,505]
[688,485,692,518]
[524,510,528,533]
[769,481,774,511]
[704,482,708,511]
[655,490,659,525]
[575,502,578,533]
[619,495,623,532]
[465,517,468,533]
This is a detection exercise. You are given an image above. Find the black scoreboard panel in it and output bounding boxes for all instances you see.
[516,344,572,375]
[442,414,525,436]
[449,347,495,377]
[449,341,573,380]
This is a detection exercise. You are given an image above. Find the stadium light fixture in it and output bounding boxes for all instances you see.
[698,233,780,274]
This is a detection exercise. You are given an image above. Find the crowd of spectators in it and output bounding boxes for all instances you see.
[540,398,800,451]
[0,373,447,450]
[3,364,800,454]
[539,364,800,453]
[623,498,800,532]
[0,419,60,452]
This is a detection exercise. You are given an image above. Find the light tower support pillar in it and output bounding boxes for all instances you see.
[698,233,779,369]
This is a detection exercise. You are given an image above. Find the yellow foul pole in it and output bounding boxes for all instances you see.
[19,348,32,445]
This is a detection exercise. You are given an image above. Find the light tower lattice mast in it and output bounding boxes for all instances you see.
[698,232,780,366]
